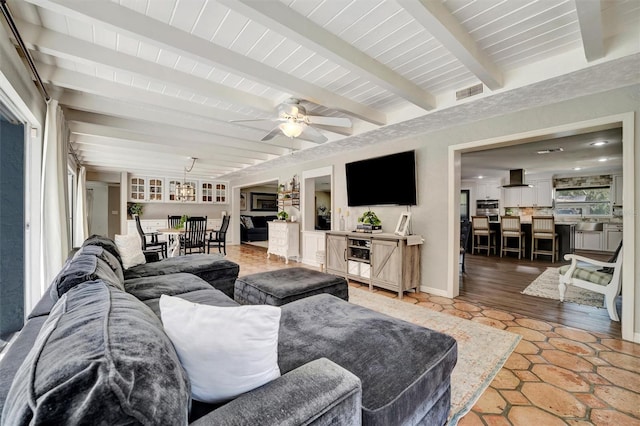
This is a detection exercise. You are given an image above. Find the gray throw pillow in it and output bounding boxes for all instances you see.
[74,245,125,284]
[2,280,190,425]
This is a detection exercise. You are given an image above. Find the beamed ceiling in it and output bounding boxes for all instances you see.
[4,0,640,181]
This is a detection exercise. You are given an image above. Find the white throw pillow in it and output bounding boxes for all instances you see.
[159,295,281,403]
[114,234,146,269]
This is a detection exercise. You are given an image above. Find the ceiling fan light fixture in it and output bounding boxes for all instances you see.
[279,121,304,138]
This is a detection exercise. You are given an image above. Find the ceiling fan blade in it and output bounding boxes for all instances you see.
[306,115,352,127]
[302,125,328,143]
[261,127,283,141]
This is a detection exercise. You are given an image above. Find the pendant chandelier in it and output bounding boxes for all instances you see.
[176,157,197,202]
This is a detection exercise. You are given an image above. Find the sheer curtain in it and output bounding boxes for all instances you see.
[40,100,70,285]
[73,165,88,246]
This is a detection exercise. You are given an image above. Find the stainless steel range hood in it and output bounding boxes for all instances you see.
[502,169,533,188]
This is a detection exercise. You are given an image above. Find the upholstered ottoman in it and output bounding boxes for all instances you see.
[235,267,348,306]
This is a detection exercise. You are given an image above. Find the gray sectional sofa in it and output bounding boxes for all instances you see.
[0,235,457,425]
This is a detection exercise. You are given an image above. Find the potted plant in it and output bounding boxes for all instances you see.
[127,202,143,218]
[358,210,381,226]
[176,214,189,229]
[277,210,288,221]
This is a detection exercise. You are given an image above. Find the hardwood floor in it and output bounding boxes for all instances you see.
[458,251,621,338]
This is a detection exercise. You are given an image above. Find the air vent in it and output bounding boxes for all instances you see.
[537,148,564,154]
[456,83,484,101]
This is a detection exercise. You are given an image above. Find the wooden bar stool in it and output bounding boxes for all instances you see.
[531,216,558,262]
[471,216,496,256]
[500,216,525,259]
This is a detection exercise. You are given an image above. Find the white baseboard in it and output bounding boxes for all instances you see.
[419,285,449,298]
[633,332,640,344]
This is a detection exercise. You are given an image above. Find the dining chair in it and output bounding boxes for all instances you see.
[500,216,525,259]
[207,215,231,255]
[531,216,558,262]
[134,215,167,259]
[471,216,496,256]
[181,216,207,255]
[168,215,182,229]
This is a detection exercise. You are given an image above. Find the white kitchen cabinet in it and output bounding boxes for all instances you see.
[612,174,623,206]
[604,224,623,252]
[128,176,165,202]
[575,231,603,251]
[502,179,552,208]
[533,179,553,207]
[200,181,228,204]
[267,221,300,263]
[476,181,500,200]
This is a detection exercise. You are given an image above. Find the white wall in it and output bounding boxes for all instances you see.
[230,85,639,340]
[87,182,109,237]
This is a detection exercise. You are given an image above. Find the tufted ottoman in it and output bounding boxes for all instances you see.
[234,267,349,306]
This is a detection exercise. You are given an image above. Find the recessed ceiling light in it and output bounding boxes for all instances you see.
[537,148,564,154]
[477,176,484,179]
[573,167,582,171]
[598,158,608,162]
[590,141,608,146]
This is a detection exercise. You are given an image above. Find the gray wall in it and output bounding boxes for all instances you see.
[0,118,25,337]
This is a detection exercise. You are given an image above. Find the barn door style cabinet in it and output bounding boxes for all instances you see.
[325,231,422,299]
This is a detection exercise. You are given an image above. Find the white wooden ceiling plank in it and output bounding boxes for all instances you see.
[448,0,504,25]
[221,0,436,110]
[338,1,398,44]
[324,1,370,35]
[70,122,277,161]
[575,0,605,62]
[477,8,576,51]
[169,0,206,33]
[58,91,270,141]
[38,8,68,34]
[298,0,350,26]
[374,31,435,65]
[191,62,214,79]
[93,25,117,50]
[66,110,298,155]
[260,38,302,69]
[397,0,503,90]
[227,21,268,56]
[472,2,574,44]
[72,134,256,168]
[74,61,97,76]
[156,49,181,68]
[65,16,92,41]
[39,63,276,126]
[26,0,387,124]
[145,0,175,24]
[94,67,115,82]
[77,152,239,173]
[113,70,134,86]
[118,0,148,15]
[359,19,425,59]
[20,20,275,113]
[496,34,581,69]
[456,0,522,32]
[488,25,580,61]
[482,13,577,55]
[211,8,250,49]
[191,1,230,41]
[275,48,317,75]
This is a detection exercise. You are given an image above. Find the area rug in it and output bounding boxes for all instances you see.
[521,267,604,308]
[348,287,520,425]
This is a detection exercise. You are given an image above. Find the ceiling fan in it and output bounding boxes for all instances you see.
[232,99,352,143]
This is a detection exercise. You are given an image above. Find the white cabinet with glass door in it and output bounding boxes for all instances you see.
[200,181,228,204]
[128,176,165,202]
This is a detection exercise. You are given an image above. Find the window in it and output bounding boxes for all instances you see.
[555,187,611,217]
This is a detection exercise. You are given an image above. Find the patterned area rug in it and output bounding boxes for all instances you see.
[348,287,520,425]
[521,267,605,308]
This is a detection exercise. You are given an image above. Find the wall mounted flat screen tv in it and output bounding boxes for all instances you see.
[346,150,417,206]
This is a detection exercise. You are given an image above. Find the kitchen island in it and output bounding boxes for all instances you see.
[488,221,575,260]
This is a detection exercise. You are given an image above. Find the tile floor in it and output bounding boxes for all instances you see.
[227,244,640,425]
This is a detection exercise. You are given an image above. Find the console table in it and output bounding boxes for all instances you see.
[325,231,422,299]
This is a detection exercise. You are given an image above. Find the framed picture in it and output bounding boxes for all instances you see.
[394,212,411,236]
[240,193,247,211]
